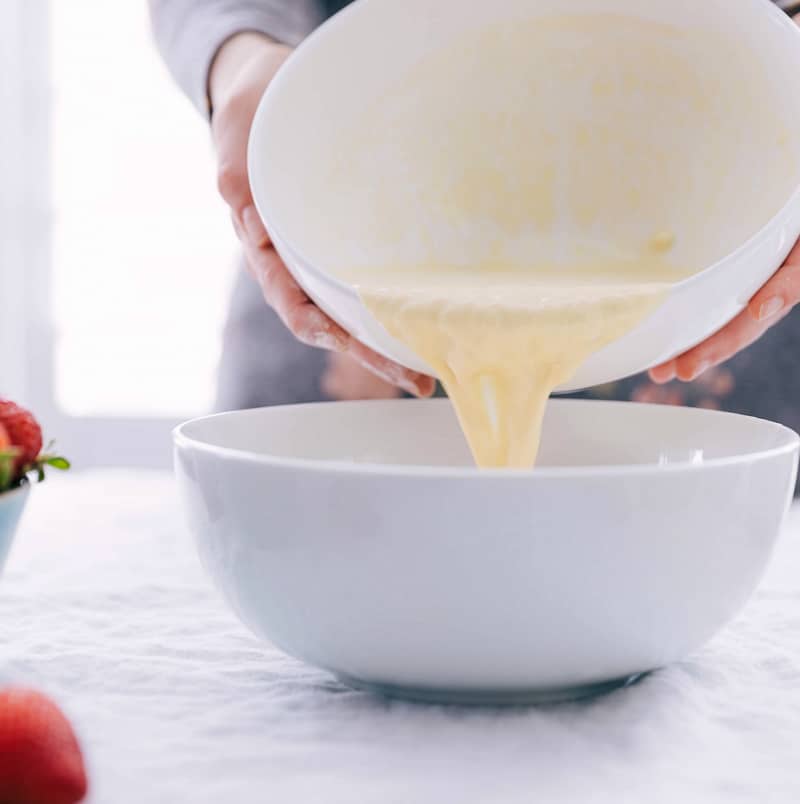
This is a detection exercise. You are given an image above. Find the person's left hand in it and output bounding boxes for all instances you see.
[651,12,800,385]
[650,235,800,384]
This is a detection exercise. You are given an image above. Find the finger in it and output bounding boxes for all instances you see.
[231,206,269,250]
[649,360,677,384]
[748,238,800,323]
[671,303,792,382]
[214,135,250,218]
[321,352,403,402]
[651,240,800,384]
[246,240,435,395]
[241,237,348,351]
[345,338,436,398]
[241,229,437,397]
[213,106,269,247]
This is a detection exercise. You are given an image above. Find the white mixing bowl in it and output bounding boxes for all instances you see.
[174,400,799,703]
[249,0,800,391]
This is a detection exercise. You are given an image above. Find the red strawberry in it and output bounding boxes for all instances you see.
[0,422,10,450]
[0,422,18,491]
[0,400,42,471]
[0,688,88,804]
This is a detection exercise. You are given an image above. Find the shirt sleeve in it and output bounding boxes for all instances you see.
[148,0,324,117]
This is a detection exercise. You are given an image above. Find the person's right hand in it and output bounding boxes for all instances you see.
[208,32,435,398]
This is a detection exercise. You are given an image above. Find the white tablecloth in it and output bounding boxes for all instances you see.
[1,471,799,803]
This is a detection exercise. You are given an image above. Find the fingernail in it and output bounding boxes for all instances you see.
[690,361,711,381]
[758,296,784,321]
[242,205,268,247]
[416,377,436,398]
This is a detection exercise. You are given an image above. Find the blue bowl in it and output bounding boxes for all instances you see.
[0,485,29,574]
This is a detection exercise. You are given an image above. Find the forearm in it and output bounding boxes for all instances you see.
[208,32,289,115]
[147,0,322,117]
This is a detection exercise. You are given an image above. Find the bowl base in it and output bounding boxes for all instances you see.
[335,672,646,706]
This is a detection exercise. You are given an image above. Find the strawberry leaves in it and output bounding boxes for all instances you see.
[0,447,70,493]
[32,453,71,483]
[43,456,71,471]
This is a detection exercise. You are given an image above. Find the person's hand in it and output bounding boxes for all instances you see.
[649,238,800,384]
[208,32,435,398]
[651,12,800,386]
[322,352,403,401]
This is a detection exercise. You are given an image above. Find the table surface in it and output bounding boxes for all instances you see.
[1,471,799,804]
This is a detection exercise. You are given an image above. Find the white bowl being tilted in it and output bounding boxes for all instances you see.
[249,0,800,391]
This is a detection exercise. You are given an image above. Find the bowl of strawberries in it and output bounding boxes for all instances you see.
[0,399,69,574]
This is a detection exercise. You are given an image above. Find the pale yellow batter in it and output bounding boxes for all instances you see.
[350,265,671,468]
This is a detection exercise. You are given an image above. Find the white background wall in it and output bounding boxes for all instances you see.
[0,1,238,467]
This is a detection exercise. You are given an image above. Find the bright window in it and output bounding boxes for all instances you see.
[52,0,235,420]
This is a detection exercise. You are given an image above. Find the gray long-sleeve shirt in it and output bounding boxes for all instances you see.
[149,1,345,116]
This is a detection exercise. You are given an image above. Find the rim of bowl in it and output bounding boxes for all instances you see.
[173,399,800,480]
[0,483,30,505]
[248,0,800,305]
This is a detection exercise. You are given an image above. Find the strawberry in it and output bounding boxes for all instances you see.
[0,422,19,491]
[0,400,69,493]
[0,688,88,804]
[0,400,42,471]
[0,422,10,450]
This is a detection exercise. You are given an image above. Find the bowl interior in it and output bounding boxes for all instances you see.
[177,399,799,471]
[253,0,800,283]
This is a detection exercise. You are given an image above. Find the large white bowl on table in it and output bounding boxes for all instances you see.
[174,400,799,703]
[248,0,800,391]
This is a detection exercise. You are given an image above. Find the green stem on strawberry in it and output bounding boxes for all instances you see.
[0,451,70,494]
[33,455,71,483]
